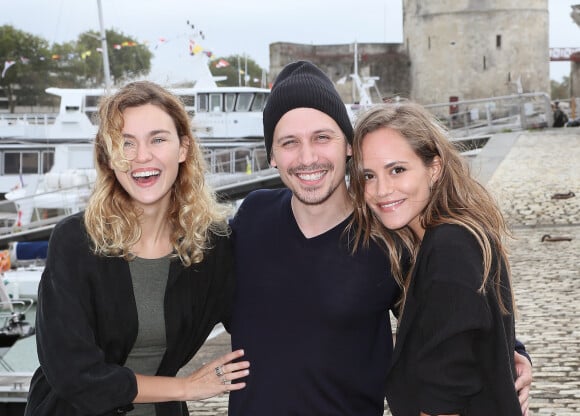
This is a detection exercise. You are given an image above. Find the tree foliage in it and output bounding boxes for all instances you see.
[551,76,570,100]
[210,55,267,88]
[74,30,152,86]
[0,25,53,110]
[1,24,269,113]
[0,25,152,112]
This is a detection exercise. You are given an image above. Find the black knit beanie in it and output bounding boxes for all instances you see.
[263,61,353,162]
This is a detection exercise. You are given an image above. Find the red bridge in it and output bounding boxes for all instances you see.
[550,48,580,62]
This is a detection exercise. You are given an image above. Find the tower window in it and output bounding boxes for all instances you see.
[428,36,431,50]
[483,56,487,70]
[496,35,502,49]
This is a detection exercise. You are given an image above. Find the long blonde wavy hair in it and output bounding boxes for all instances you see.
[349,102,514,314]
[84,81,231,266]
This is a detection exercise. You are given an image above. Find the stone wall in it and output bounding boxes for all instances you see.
[268,2,551,106]
[269,42,411,104]
[403,0,550,104]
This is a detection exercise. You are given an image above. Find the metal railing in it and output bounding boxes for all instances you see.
[0,143,279,244]
[424,93,553,138]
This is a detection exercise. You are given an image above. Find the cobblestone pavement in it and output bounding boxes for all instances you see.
[183,130,580,415]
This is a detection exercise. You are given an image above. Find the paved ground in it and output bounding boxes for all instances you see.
[181,129,580,415]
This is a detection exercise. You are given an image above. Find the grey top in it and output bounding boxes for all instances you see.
[125,255,171,416]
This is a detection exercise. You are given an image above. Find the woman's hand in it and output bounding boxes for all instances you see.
[183,349,250,400]
[134,349,249,403]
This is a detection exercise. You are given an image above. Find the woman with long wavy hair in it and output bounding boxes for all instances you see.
[349,102,525,416]
[26,81,249,416]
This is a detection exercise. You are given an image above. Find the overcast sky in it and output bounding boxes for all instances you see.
[2,0,578,84]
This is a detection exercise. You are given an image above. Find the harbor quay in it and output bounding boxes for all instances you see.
[181,129,580,415]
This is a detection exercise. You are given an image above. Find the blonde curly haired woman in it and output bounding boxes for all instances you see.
[26,81,249,416]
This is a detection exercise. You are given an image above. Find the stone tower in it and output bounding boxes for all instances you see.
[403,0,550,104]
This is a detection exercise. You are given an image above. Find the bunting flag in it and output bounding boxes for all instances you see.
[155,37,168,49]
[0,34,211,69]
[215,58,230,68]
[192,44,203,55]
[1,60,16,78]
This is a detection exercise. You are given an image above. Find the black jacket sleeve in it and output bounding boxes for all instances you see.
[35,215,137,415]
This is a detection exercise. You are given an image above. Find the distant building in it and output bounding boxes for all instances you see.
[269,0,550,105]
[268,42,410,104]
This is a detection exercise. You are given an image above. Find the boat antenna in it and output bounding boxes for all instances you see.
[97,0,112,91]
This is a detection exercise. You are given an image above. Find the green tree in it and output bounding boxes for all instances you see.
[0,25,53,111]
[551,76,570,100]
[0,25,154,111]
[55,29,152,87]
[210,55,267,88]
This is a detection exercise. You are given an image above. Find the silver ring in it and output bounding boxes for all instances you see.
[221,376,229,385]
[215,366,224,377]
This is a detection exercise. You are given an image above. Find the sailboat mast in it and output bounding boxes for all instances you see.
[97,0,112,91]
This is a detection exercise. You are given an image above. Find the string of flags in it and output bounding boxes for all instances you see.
[1,39,145,78]
[2,33,251,79]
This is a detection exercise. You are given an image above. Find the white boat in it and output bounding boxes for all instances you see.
[0,242,46,303]
[0,55,269,142]
[0,278,35,360]
[1,266,42,304]
[0,53,270,196]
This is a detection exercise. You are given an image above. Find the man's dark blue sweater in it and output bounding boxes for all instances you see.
[228,189,400,415]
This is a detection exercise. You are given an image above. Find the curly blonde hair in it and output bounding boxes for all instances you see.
[84,81,231,266]
[349,102,514,314]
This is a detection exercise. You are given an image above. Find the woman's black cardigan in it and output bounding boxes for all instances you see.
[25,212,234,416]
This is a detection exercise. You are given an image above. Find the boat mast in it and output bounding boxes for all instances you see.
[97,0,112,91]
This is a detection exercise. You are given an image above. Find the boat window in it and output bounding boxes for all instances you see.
[42,151,55,173]
[251,93,267,112]
[209,94,222,112]
[180,95,195,107]
[86,111,99,125]
[236,93,253,112]
[197,94,209,112]
[3,152,40,175]
[85,95,102,108]
[225,93,236,112]
[179,95,196,118]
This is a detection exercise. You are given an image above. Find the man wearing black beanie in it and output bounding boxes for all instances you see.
[229,60,397,415]
[227,61,532,416]
[262,60,354,163]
